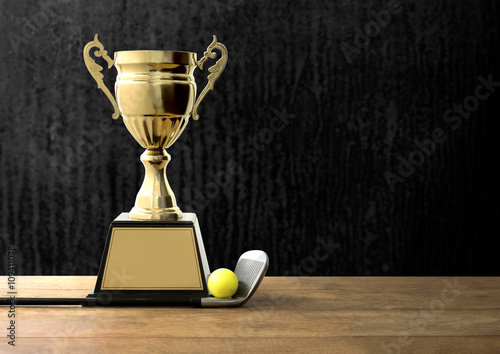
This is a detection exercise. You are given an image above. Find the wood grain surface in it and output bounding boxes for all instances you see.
[0,276,499,353]
[0,0,499,276]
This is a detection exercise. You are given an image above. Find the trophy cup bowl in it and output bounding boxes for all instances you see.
[84,35,227,221]
[116,50,197,220]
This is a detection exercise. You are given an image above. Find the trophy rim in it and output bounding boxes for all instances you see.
[115,50,197,66]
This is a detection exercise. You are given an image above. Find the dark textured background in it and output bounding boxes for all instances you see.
[0,0,499,276]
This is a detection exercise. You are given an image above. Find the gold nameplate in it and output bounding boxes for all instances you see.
[101,227,203,290]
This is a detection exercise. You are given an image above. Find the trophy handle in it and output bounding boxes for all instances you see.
[191,35,228,120]
[83,34,120,119]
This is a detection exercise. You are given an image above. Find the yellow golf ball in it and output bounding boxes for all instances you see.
[208,268,239,298]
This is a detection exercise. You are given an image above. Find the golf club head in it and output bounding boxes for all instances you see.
[201,250,269,307]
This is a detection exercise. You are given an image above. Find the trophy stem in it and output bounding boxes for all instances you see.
[130,149,182,221]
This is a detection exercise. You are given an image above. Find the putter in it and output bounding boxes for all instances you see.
[0,250,269,307]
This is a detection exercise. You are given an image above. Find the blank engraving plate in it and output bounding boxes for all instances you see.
[101,228,203,290]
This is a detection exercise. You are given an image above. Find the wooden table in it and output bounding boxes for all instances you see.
[1,277,499,353]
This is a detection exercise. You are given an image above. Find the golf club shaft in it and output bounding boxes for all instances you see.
[1,297,86,305]
[0,297,200,306]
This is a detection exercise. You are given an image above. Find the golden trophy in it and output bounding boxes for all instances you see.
[82,34,228,304]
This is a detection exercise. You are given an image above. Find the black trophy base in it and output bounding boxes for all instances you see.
[87,212,210,306]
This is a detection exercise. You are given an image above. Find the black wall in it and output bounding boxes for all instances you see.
[0,0,499,276]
